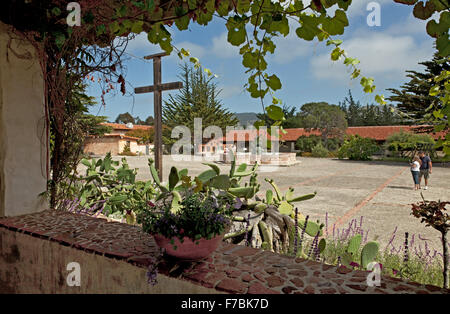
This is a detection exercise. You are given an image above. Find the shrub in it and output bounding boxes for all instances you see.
[295,135,322,152]
[311,143,329,158]
[296,135,342,152]
[119,142,137,156]
[338,135,379,160]
[385,130,435,157]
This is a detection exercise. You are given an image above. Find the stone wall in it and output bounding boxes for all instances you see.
[1,211,448,294]
[0,21,47,217]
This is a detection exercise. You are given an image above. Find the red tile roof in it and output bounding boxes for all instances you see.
[345,126,414,141]
[222,129,279,142]
[101,123,153,131]
[279,126,446,141]
[87,134,140,141]
[220,125,446,143]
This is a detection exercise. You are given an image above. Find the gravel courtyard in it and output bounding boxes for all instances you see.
[87,155,450,251]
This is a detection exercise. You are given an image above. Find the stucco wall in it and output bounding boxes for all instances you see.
[0,227,218,294]
[0,22,48,217]
[84,137,119,155]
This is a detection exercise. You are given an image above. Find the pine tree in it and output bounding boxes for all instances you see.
[387,52,449,122]
[162,64,239,145]
[114,112,135,124]
[339,90,400,126]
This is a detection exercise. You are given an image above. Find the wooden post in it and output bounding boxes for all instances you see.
[134,53,183,181]
[153,56,162,181]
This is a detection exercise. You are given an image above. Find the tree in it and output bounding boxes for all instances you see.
[1,0,420,207]
[297,102,348,149]
[337,135,379,161]
[339,90,362,126]
[115,112,135,124]
[339,90,400,126]
[78,114,112,136]
[144,116,154,125]
[384,130,435,158]
[127,128,155,144]
[163,64,239,145]
[257,104,298,128]
[387,52,449,122]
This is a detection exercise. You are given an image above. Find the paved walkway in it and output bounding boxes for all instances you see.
[82,156,450,250]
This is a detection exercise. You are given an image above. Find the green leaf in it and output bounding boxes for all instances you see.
[54,32,66,49]
[326,39,343,46]
[202,163,220,175]
[347,234,362,256]
[296,15,320,41]
[52,7,61,16]
[361,242,379,268]
[318,238,326,253]
[266,189,273,204]
[266,75,282,91]
[175,7,190,30]
[297,219,323,237]
[278,200,293,215]
[266,105,284,121]
[197,169,217,183]
[178,168,188,178]
[209,174,231,190]
[242,52,258,69]
[227,18,246,46]
[287,192,316,203]
[331,47,343,61]
[413,1,436,20]
[131,21,144,34]
[168,166,180,191]
[237,0,251,14]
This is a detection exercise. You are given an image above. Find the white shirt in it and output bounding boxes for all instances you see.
[411,161,420,172]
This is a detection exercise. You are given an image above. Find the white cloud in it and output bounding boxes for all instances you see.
[345,0,392,18]
[310,33,434,82]
[211,32,240,58]
[385,11,440,36]
[219,85,244,99]
[270,19,311,64]
[173,41,206,58]
[124,33,157,53]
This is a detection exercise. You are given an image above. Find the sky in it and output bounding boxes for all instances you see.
[86,0,437,122]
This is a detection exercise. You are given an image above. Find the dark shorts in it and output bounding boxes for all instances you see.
[420,169,430,179]
[411,171,420,184]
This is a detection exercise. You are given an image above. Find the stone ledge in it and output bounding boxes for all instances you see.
[0,210,448,294]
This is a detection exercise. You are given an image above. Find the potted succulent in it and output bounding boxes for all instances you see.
[137,163,234,260]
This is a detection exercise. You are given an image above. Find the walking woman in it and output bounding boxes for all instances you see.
[410,156,422,190]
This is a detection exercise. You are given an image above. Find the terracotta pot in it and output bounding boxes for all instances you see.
[153,233,225,261]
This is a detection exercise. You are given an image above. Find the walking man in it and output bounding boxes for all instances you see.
[418,151,432,190]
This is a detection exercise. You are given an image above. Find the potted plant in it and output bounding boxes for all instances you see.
[137,164,234,260]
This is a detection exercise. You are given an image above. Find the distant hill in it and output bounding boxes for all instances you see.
[234,112,259,126]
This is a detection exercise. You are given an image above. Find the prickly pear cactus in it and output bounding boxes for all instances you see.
[361,241,379,268]
[347,234,362,256]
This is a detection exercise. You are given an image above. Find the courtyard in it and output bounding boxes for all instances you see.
[96,155,450,251]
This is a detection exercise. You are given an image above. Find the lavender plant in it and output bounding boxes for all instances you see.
[411,196,449,289]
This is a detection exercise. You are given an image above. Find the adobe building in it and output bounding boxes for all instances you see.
[198,125,447,158]
[83,123,154,156]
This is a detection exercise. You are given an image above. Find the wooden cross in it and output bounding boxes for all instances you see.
[135,52,183,181]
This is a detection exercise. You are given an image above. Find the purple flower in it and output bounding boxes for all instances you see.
[233,197,242,209]
[294,208,299,256]
[244,213,251,247]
